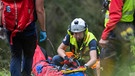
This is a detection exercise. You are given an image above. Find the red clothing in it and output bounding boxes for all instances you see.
[101,0,124,40]
[2,0,34,44]
[2,0,34,31]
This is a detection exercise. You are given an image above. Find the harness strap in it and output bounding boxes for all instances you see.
[3,1,19,45]
[9,1,19,45]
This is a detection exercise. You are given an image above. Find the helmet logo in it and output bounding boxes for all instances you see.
[6,6,11,12]
[74,20,78,25]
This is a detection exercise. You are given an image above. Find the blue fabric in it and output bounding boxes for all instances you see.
[23,21,36,36]
[62,34,70,46]
[52,55,64,66]
[40,31,47,42]
[10,56,22,76]
[89,39,97,50]
[36,65,43,74]
[64,72,85,76]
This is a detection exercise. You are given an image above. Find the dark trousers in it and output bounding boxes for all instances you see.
[7,30,37,76]
[100,22,135,76]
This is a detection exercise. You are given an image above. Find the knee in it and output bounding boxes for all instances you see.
[52,55,61,62]
[52,55,63,66]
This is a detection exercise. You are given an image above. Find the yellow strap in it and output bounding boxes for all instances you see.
[61,67,86,74]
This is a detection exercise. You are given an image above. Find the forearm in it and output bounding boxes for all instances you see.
[86,50,97,67]
[35,0,46,31]
[86,58,96,67]
[37,8,46,31]
[57,43,68,58]
[57,49,66,59]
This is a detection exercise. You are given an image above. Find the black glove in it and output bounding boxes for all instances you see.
[63,56,71,65]
[63,56,70,64]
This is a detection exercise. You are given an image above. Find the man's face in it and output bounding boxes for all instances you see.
[73,31,84,41]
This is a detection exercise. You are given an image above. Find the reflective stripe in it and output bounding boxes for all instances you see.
[69,32,96,51]
[68,32,98,60]
[104,10,109,27]
[120,0,135,22]
[14,1,18,27]
[124,10,134,15]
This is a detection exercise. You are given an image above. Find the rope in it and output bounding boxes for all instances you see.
[46,38,56,55]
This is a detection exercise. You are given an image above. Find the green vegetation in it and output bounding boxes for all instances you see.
[0,0,104,75]
[44,0,104,56]
[0,40,10,75]
[0,68,10,76]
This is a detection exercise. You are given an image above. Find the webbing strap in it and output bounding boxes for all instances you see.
[14,1,18,28]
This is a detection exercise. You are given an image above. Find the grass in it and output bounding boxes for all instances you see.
[0,40,10,76]
[0,68,10,76]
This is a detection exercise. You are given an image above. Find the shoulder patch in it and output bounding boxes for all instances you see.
[63,36,67,41]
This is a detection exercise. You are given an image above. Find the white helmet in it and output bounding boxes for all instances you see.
[69,18,87,33]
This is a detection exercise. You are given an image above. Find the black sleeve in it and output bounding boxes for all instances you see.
[88,39,97,51]
[62,34,70,46]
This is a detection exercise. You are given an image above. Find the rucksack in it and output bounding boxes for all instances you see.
[2,0,35,44]
[2,0,35,31]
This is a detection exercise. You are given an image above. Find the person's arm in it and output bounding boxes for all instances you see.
[35,0,46,31]
[101,0,123,40]
[85,39,97,67]
[57,34,70,58]
[57,43,68,59]
[85,50,97,67]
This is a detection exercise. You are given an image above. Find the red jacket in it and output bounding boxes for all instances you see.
[2,0,34,31]
[2,0,35,44]
[101,0,123,40]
